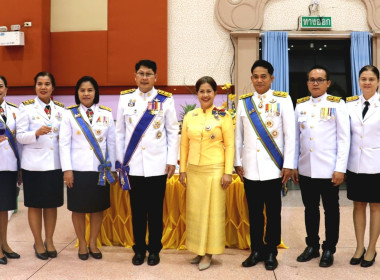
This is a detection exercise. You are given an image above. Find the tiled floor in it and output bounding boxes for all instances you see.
[1,190,379,280]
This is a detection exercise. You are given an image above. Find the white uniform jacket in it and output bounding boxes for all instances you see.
[16,97,65,171]
[0,100,22,171]
[115,87,179,177]
[294,93,350,178]
[59,104,116,172]
[234,89,296,181]
[346,93,380,174]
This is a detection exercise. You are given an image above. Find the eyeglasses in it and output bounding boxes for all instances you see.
[307,78,327,84]
[136,72,155,78]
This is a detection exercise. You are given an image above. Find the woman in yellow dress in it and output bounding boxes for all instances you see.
[179,76,234,271]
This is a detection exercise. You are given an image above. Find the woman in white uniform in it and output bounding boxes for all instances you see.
[346,65,380,267]
[59,76,116,260]
[16,72,65,260]
[0,75,21,264]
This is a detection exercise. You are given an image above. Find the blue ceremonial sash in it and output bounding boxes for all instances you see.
[0,119,20,169]
[243,97,283,170]
[115,92,169,191]
[70,107,115,186]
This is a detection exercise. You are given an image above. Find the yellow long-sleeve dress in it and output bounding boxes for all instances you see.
[180,106,234,255]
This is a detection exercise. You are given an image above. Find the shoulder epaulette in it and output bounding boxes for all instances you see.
[6,101,18,108]
[273,91,289,98]
[346,95,359,102]
[327,95,343,103]
[53,100,65,108]
[297,96,311,104]
[239,93,253,100]
[22,99,35,105]
[120,89,136,95]
[66,105,79,109]
[99,105,112,112]
[157,90,172,98]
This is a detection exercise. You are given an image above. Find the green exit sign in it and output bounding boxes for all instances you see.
[300,16,332,29]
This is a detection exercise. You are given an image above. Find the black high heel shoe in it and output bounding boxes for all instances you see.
[2,248,20,259]
[34,244,48,260]
[0,256,7,265]
[350,248,366,265]
[44,241,57,258]
[88,247,102,259]
[361,252,377,267]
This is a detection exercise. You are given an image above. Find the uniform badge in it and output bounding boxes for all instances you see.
[265,120,273,128]
[210,134,215,140]
[301,124,305,129]
[205,125,211,131]
[271,130,278,138]
[156,131,162,139]
[258,101,263,109]
[129,117,132,124]
[53,127,58,133]
[269,99,276,103]
[76,130,81,135]
[37,116,40,119]
[153,120,161,129]
[128,99,136,107]
[55,112,62,121]
[99,137,104,142]
[96,129,101,135]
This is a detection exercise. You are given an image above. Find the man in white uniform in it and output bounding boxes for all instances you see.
[294,65,350,267]
[115,60,178,266]
[235,60,296,270]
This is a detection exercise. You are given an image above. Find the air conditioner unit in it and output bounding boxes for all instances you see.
[0,31,24,46]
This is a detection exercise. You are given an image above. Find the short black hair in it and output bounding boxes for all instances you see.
[34,71,56,88]
[251,59,274,75]
[74,76,100,105]
[195,76,217,92]
[0,75,7,87]
[135,60,157,74]
[359,65,380,80]
[307,65,330,81]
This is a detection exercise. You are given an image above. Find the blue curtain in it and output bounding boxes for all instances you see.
[262,31,289,92]
[350,32,372,95]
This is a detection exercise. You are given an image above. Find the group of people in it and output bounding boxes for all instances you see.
[0,59,378,272]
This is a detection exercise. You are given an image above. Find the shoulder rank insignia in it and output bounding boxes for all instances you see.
[239,93,253,100]
[22,99,35,106]
[120,89,136,95]
[99,105,112,112]
[273,91,289,98]
[327,95,342,103]
[6,101,18,108]
[53,100,65,108]
[66,105,79,109]
[297,96,311,104]
[157,90,172,98]
[346,95,359,102]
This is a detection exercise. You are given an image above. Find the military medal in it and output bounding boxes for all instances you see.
[128,99,136,107]
[265,120,273,128]
[129,117,132,124]
[301,124,305,129]
[53,127,58,133]
[258,100,263,109]
[210,134,215,139]
[96,129,101,135]
[153,120,161,129]
[205,125,211,131]
[271,130,278,137]
[148,98,162,115]
[156,131,162,139]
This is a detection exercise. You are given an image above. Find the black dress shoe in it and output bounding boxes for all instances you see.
[297,246,320,262]
[44,242,57,258]
[0,256,7,265]
[88,247,102,259]
[78,251,89,261]
[34,244,48,260]
[265,253,278,270]
[147,253,160,266]
[350,248,366,265]
[132,252,145,265]
[2,249,20,259]
[361,252,377,268]
[242,251,263,267]
[319,250,334,267]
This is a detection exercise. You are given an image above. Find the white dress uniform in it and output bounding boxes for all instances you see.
[16,97,65,171]
[294,93,350,177]
[346,93,380,174]
[234,89,296,180]
[59,104,116,172]
[115,87,179,176]
[0,100,21,171]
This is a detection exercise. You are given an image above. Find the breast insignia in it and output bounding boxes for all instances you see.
[297,96,311,104]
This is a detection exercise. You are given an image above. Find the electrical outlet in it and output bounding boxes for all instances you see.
[24,22,32,27]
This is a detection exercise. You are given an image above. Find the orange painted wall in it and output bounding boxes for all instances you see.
[0,0,167,90]
[0,0,50,87]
